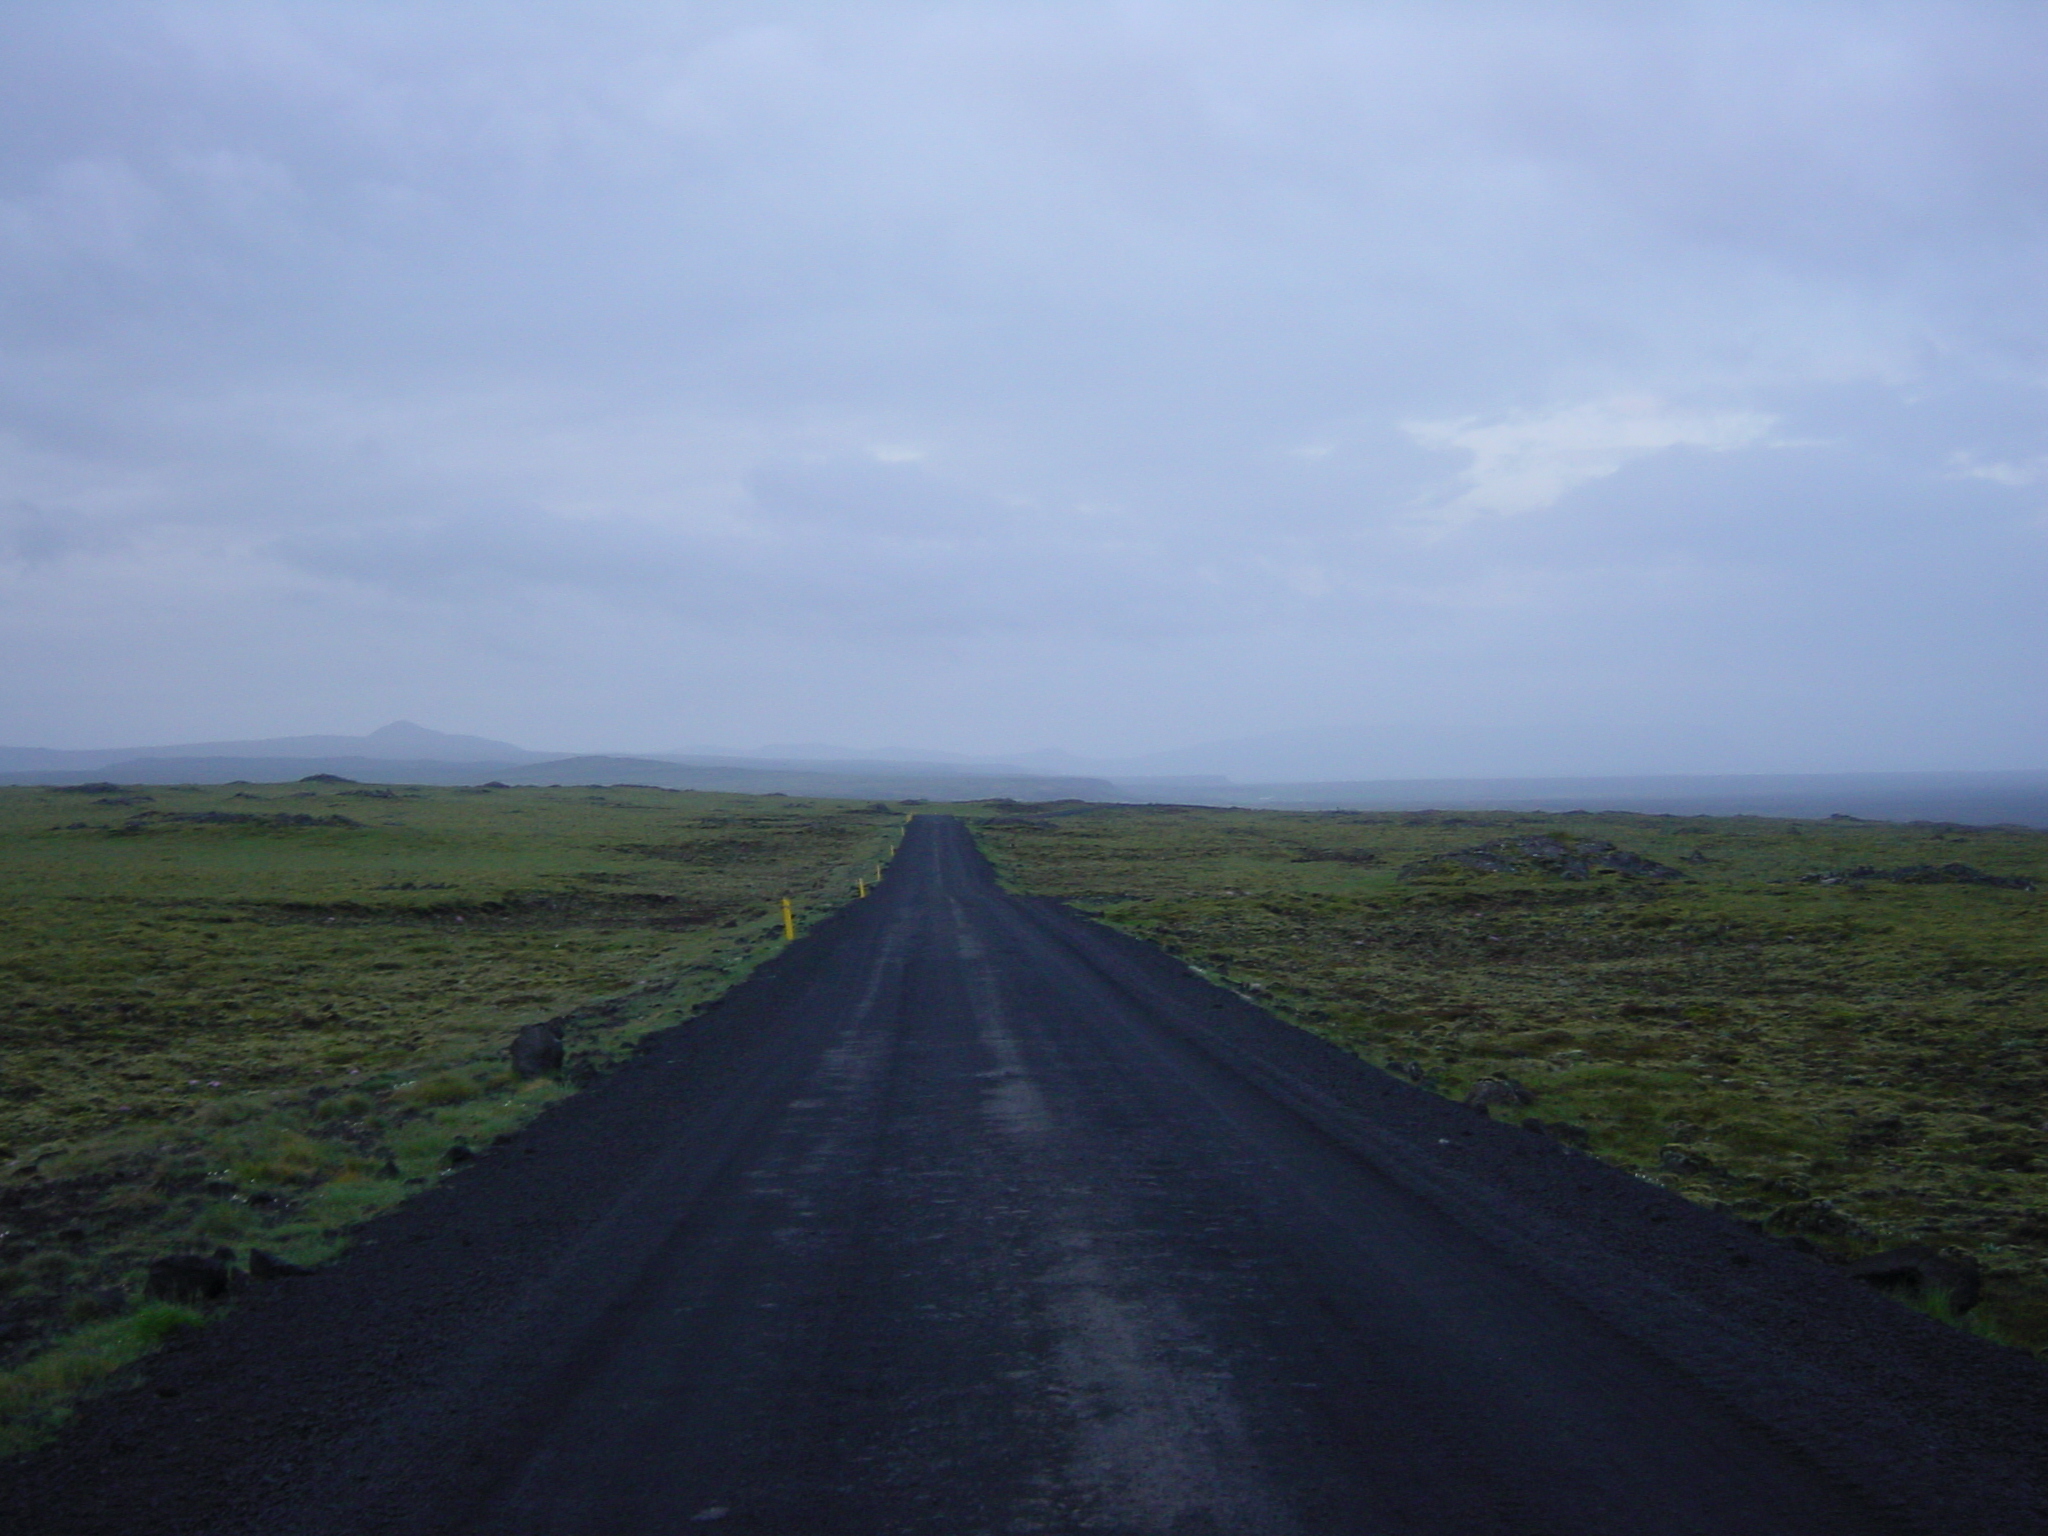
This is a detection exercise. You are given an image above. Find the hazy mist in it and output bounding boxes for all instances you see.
[4,2,2044,777]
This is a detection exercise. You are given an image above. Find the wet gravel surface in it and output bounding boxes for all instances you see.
[4,815,2047,1534]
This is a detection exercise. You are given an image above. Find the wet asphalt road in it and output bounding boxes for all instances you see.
[13,814,2048,1534]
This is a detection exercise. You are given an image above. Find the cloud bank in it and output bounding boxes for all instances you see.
[2,1,2043,774]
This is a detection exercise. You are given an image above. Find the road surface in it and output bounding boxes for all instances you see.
[7,815,2047,1534]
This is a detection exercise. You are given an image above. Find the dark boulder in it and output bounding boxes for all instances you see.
[1659,1145,1719,1175]
[510,1020,565,1078]
[247,1249,314,1280]
[145,1254,233,1303]
[1464,1077,1536,1112]
[1766,1198,1860,1238]
[1845,1245,1983,1313]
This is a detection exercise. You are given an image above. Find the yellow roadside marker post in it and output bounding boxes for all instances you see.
[781,897,795,941]
[857,878,868,898]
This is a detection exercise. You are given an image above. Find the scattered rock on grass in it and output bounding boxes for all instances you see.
[145,1254,233,1303]
[1765,1198,1863,1238]
[1463,1077,1537,1112]
[1401,835,1686,882]
[1801,862,2036,892]
[1845,1245,1983,1312]
[1659,1145,1721,1174]
[247,1249,314,1280]
[510,1020,565,1078]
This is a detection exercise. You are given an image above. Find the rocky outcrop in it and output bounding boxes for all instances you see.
[145,1254,233,1303]
[1845,1245,1983,1312]
[1463,1077,1537,1112]
[247,1249,314,1281]
[1801,863,2035,892]
[1401,834,1686,882]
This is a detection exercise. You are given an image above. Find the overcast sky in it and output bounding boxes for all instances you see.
[3,1,2044,777]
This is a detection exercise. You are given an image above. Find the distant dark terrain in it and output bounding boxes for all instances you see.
[1113,769,2048,829]
[3,726,2042,828]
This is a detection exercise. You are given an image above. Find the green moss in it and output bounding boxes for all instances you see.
[0,1304,203,1457]
[392,1073,482,1108]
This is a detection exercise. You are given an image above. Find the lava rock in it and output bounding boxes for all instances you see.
[1659,1145,1718,1173]
[1464,1077,1537,1112]
[1802,862,2036,892]
[1401,834,1686,882]
[1766,1198,1860,1238]
[145,1254,233,1303]
[247,1250,314,1281]
[509,1021,565,1079]
[1845,1245,1983,1312]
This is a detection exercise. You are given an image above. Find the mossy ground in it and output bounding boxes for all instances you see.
[968,802,2048,1349]
[0,780,902,1450]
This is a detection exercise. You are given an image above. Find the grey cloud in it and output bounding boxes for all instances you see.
[0,1,2042,770]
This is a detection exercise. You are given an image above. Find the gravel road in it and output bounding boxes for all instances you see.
[5,814,2047,1534]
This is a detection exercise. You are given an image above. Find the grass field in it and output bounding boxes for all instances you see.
[968,801,2048,1347]
[0,780,901,1450]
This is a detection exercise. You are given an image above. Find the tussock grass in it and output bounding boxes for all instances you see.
[0,1303,202,1456]
[969,802,2048,1349]
[0,782,901,1450]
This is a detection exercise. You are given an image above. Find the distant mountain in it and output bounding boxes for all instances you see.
[0,721,551,772]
